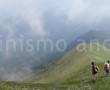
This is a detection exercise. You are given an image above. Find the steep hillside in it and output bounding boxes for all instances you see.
[31,43,110,84]
[1,31,110,90]
[0,44,110,89]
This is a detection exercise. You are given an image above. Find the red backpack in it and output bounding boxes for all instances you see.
[104,63,109,70]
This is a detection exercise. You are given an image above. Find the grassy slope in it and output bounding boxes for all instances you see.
[1,43,110,90]
[29,43,110,90]
[32,43,110,83]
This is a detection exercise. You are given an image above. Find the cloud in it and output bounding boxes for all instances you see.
[0,0,110,35]
[1,0,109,36]
[0,0,110,81]
[44,0,110,30]
[0,0,48,37]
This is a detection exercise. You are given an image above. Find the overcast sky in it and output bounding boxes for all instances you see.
[0,0,110,81]
[0,0,110,37]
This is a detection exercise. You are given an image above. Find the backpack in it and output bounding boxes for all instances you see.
[104,63,109,70]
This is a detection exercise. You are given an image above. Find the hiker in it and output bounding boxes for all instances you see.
[91,62,99,81]
[104,60,110,76]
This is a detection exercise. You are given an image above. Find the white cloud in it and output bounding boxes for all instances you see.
[0,0,110,34]
[45,0,110,30]
[0,0,48,37]
[0,0,110,81]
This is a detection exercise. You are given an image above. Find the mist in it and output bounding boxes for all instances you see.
[0,0,110,81]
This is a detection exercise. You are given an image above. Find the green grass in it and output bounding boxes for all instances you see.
[31,43,109,83]
[0,63,110,90]
[0,43,110,90]
[30,43,110,89]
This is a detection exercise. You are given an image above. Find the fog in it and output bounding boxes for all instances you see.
[0,0,110,81]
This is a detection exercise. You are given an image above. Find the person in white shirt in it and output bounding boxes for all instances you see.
[104,60,110,75]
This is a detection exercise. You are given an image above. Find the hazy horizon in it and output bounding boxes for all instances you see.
[0,0,110,81]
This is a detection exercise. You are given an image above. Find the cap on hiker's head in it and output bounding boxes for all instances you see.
[107,60,110,63]
[91,62,95,65]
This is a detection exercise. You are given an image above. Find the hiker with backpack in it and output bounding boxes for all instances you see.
[104,60,110,76]
[91,62,99,81]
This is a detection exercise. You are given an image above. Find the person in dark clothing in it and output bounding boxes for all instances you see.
[91,62,99,81]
